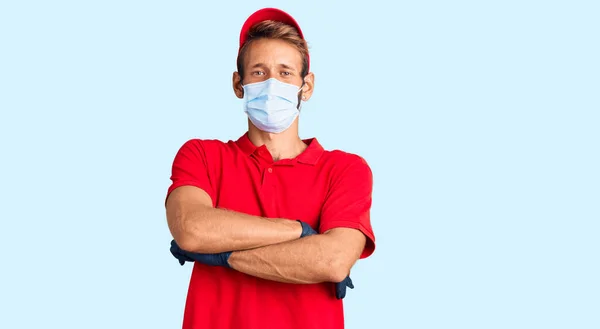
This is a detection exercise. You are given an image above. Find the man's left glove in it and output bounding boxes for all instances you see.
[170,240,232,268]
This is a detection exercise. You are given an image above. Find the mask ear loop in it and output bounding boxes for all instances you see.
[297,81,305,110]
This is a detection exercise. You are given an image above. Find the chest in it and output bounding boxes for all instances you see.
[211,156,328,229]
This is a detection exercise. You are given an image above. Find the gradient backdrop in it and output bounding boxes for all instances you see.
[1,1,599,328]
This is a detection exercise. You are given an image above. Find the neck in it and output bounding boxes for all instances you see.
[247,120,307,161]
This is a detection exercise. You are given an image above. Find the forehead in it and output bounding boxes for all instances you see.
[243,38,303,69]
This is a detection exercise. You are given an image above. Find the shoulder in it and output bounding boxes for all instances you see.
[322,148,371,171]
[319,148,373,184]
[176,138,234,156]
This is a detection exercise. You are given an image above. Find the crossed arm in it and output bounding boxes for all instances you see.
[166,186,366,284]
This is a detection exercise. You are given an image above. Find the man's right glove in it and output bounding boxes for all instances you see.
[297,220,355,299]
[335,275,354,299]
[298,220,318,237]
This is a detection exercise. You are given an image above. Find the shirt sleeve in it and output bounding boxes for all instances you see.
[319,154,376,259]
[165,139,216,206]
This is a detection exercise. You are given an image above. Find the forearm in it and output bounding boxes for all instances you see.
[169,204,301,253]
[227,234,352,284]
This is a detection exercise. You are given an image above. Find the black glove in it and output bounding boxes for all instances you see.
[170,240,232,268]
[335,275,354,299]
[298,220,318,237]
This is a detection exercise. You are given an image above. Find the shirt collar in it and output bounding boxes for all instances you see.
[235,132,323,165]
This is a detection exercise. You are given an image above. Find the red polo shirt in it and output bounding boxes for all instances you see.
[166,133,375,329]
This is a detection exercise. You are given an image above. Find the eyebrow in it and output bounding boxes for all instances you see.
[279,63,296,71]
[249,63,298,71]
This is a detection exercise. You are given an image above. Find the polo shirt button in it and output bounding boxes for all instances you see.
[267,168,273,173]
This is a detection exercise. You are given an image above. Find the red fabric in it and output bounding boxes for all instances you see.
[238,8,310,71]
[166,133,375,329]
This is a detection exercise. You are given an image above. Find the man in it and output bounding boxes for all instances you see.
[165,7,376,329]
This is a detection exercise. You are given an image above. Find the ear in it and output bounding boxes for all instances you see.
[300,72,315,101]
[232,71,244,99]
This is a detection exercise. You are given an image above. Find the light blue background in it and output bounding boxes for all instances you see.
[1,1,598,328]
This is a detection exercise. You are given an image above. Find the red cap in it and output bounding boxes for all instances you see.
[239,8,309,72]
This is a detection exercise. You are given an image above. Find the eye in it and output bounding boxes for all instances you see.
[252,71,265,76]
[281,71,291,76]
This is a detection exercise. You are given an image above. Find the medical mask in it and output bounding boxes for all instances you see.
[242,78,303,133]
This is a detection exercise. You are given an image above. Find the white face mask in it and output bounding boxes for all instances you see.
[242,78,303,133]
